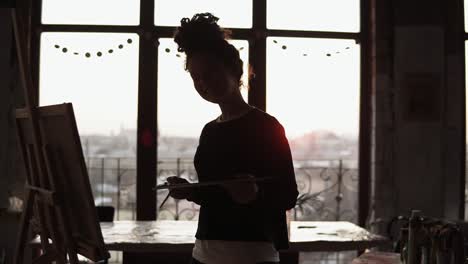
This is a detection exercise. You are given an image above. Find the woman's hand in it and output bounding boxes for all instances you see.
[166,176,192,200]
[222,173,258,204]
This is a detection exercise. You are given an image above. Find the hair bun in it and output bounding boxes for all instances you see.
[174,12,230,54]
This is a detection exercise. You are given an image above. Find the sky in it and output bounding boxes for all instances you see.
[39,0,361,140]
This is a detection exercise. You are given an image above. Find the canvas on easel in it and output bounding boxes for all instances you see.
[15,103,110,264]
[11,6,109,264]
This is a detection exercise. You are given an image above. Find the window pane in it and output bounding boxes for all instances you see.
[39,32,139,220]
[267,37,360,223]
[155,0,252,28]
[41,0,140,25]
[267,0,360,32]
[156,38,249,220]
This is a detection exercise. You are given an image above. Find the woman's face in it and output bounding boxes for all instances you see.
[187,52,238,104]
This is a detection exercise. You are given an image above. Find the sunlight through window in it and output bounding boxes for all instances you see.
[267,0,360,32]
[39,33,139,220]
[154,0,252,28]
[41,0,140,25]
[267,37,360,144]
[266,37,360,221]
[157,38,249,140]
[39,33,139,136]
[156,38,249,220]
[38,0,363,234]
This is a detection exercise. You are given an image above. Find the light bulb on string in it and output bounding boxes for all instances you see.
[271,38,352,58]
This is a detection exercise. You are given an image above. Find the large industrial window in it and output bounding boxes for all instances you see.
[36,0,369,244]
[39,32,139,220]
[267,37,361,222]
[35,1,369,263]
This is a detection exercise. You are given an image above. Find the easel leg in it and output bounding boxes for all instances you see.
[14,189,34,264]
[32,251,58,264]
[25,144,53,253]
[279,250,299,264]
[44,146,81,264]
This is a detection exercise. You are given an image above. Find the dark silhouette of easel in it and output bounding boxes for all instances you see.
[11,8,109,264]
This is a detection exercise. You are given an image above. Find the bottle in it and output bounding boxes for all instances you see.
[399,228,409,263]
[407,210,422,264]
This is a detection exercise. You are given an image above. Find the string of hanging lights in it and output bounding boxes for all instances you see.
[163,45,246,58]
[52,37,351,60]
[271,39,352,57]
[53,38,134,58]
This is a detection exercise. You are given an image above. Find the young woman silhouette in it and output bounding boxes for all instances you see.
[166,13,299,264]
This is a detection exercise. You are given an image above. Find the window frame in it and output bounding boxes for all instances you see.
[31,0,372,224]
[461,0,467,219]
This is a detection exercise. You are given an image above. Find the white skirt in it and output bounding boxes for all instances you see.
[192,239,280,264]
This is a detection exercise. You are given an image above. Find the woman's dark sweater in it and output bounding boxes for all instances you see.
[188,107,299,250]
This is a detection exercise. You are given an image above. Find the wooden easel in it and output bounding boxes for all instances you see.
[12,8,109,264]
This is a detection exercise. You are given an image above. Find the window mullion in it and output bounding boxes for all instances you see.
[136,0,157,221]
[358,0,371,228]
[249,0,267,110]
[32,0,43,107]
[39,24,141,33]
[267,30,360,40]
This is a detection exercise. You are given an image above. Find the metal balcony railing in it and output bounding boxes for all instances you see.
[86,157,359,264]
[85,157,358,223]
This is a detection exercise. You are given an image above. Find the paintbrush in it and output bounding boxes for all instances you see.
[159,192,171,210]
